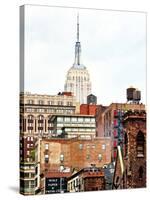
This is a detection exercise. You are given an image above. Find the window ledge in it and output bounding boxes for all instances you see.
[137,155,144,158]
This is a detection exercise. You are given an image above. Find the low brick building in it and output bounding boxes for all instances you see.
[40,136,111,174]
[67,166,105,192]
[113,110,146,189]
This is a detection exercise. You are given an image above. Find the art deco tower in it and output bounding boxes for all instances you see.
[64,15,92,104]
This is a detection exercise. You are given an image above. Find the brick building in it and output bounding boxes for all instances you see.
[40,137,111,174]
[96,103,145,160]
[67,166,105,192]
[113,110,146,189]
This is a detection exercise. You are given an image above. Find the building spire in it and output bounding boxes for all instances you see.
[77,13,79,42]
[74,13,81,67]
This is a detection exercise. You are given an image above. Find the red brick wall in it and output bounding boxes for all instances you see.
[84,176,105,191]
[80,104,98,115]
[40,138,111,173]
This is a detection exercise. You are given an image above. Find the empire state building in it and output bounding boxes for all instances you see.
[64,15,92,104]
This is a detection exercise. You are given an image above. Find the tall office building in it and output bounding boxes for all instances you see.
[64,15,92,104]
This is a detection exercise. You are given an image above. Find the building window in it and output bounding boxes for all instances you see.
[45,155,49,163]
[114,119,118,127]
[28,100,34,104]
[98,154,102,161]
[38,100,44,105]
[27,151,30,155]
[113,140,117,148]
[113,129,118,137]
[136,131,144,157]
[114,110,118,117]
[91,118,95,123]
[79,144,83,150]
[102,144,106,150]
[48,101,54,105]
[78,117,83,122]
[139,166,143,179]
[72,117,77,122]
[64,117,70,122]
[85,118,90,122]
[45,143,49,150]
[58,101,63,105]
[26,108,32,112]
[57,117,63,122]
[67,102,73,106]
[86,154,90,160]
[60,154,64,161]
[60,165,64,172]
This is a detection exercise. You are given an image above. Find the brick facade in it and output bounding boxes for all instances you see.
[113,110,146,189]
[96,103,145,161]
[80,104,98,115]
[40,137,111,174]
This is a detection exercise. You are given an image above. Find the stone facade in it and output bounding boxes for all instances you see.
[20,92,80,137]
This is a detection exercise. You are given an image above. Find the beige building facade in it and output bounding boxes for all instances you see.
[20,92,80,137]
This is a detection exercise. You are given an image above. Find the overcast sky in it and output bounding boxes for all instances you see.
[24,5,146,105]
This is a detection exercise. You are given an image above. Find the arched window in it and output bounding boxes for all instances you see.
[139,166,143,179]
[124,132,128,157]
[136,131,144,157]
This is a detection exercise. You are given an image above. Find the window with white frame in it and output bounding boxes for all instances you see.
[39,100,44,105]
[98,154,102,161]
[78,117,83,122]
[45,143,49,150]
[64,117,70,122]
[102,144,106,150]
[60,154,64,161]
[85,118,90,122]
[71,117,77,122]
[45,154,49,163]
